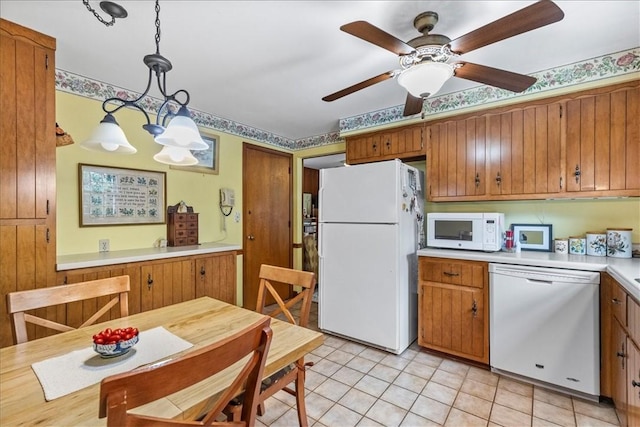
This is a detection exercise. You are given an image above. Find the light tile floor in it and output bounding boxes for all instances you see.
[256,303,620,427]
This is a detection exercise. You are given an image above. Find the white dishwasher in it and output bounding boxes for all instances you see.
[489,263,600,398]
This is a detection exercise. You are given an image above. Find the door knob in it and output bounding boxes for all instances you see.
[247,235,255,240]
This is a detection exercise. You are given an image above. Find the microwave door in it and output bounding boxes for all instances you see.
[434,220,473,241]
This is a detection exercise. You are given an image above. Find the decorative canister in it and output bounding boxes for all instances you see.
[569,236,586,255]
[606,228,633,258]
[554,238,569,254]
[586,231,607,256]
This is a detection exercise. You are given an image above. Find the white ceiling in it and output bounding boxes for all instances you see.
[1,1,639,142]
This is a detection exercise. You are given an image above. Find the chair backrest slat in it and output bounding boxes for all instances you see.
[6,276,130,344]
[256,265,316,328]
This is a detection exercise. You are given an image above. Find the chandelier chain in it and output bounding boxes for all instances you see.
[82,0,116,27]
[154,0,161,54]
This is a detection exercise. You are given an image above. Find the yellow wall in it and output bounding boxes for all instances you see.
[57,90,639,264]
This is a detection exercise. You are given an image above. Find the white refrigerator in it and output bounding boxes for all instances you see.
[318,159,424,354]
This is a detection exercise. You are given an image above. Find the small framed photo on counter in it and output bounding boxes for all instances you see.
[511,224,553,252]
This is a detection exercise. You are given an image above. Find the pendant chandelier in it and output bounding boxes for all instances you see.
[80,0,206,166]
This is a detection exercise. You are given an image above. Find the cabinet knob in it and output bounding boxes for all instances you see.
[200,266,206,276]
[147,273,153,290]
[632,380,640,388]
[471,300,478,317]
[443,271,459,277]
[475,173,480,188]
[573,165,581,183]
[247,235,255,240]
[495,172,502,186]
[612,298,621,305]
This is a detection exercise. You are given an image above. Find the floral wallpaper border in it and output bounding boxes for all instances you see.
[56,48,638,151]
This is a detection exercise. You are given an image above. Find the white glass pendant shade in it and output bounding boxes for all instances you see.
[80,114,137,154]
[153,145,199,166]
[154,108,208,150]
[397,62,454,98]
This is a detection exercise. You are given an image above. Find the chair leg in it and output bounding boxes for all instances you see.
[294,371,309,427]
[257,402,266,416]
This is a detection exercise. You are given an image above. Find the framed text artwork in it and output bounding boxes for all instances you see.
[79,164,166,226]
[170,134,219,174]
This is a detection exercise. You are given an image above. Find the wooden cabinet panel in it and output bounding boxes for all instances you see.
[487,104,561,196]
[195,252,236,304]
[346,125,424,165]
[418,257,488,364]
[629,340,640,427]
[0,19,56,348]
[566,86,640,194]
[613,318,629,426]
[427,117,485,199]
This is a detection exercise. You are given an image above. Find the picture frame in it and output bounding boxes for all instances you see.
[170,134,219,174]
[511,223,553,252]
[79,164,166,226]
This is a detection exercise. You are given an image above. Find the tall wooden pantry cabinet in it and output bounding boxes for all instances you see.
[0,19,57,348]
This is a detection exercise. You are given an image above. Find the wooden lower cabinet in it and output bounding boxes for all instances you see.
[194,252,236,304]
[418,257,489,364]
[53,251,236,336]
[602,272,640,426]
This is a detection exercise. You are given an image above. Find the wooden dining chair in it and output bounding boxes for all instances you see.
[225,264,317,427]
[99,317,273,427]
[6,275,130,344]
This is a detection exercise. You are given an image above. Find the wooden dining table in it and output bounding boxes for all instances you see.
[0,297,324,425]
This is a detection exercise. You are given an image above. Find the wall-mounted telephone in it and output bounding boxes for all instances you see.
[219,188,235,217]
[220,188,235,208]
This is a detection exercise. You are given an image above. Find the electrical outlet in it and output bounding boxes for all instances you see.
[99,239,110,252]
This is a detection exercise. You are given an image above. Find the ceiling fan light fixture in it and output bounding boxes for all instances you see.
[397,61,454,98]
[80,113,137,154]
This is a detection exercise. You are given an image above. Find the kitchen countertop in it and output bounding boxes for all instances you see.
[418,248,640,301]
[57,242,241,271]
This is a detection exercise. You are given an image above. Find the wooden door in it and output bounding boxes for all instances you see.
[242,144,292,310]
[140,260,192,311]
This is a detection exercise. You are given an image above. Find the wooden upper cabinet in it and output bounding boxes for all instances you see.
[566,86,640,195]
[487,103,562,197]
[427,116,486,199]
[345,124,425,165]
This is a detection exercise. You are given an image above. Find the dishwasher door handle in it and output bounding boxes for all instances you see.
[526,278,554,285]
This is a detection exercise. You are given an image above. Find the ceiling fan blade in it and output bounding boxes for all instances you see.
[454,62,537,92]
[322,71,395,102]
[341,21,414,56]
[449,0,564,55]
[403,93,423,116]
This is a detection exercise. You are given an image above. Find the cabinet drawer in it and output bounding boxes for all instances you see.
[187,237,198,245]
[419,258,486,288]
[611,283,628,326]
[173,213,188,222]
[175,229,187,238]
[187,221,198,229]
[187,229,198,237]
[174,237,188,246]
[187,214,198,222]
[175,222,187,230]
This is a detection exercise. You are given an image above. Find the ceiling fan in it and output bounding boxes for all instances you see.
[322,0,564,116]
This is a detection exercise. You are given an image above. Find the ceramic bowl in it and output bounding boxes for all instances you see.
[93,334,139,358]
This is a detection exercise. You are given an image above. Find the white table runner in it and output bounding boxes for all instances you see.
[31,326,193,401]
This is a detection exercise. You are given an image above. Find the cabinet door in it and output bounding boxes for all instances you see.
[381,125,424,158]
[487,104,561,196]
[419,283,487,363]
[629,339,640,427]
[195,253,236,304]
[612,318,628,426]
[566,87,640,193]
[141,260,194,311]
[346,134,381,164]
[427,117,486,199]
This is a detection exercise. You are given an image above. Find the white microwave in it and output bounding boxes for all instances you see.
[426,212,505,252]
